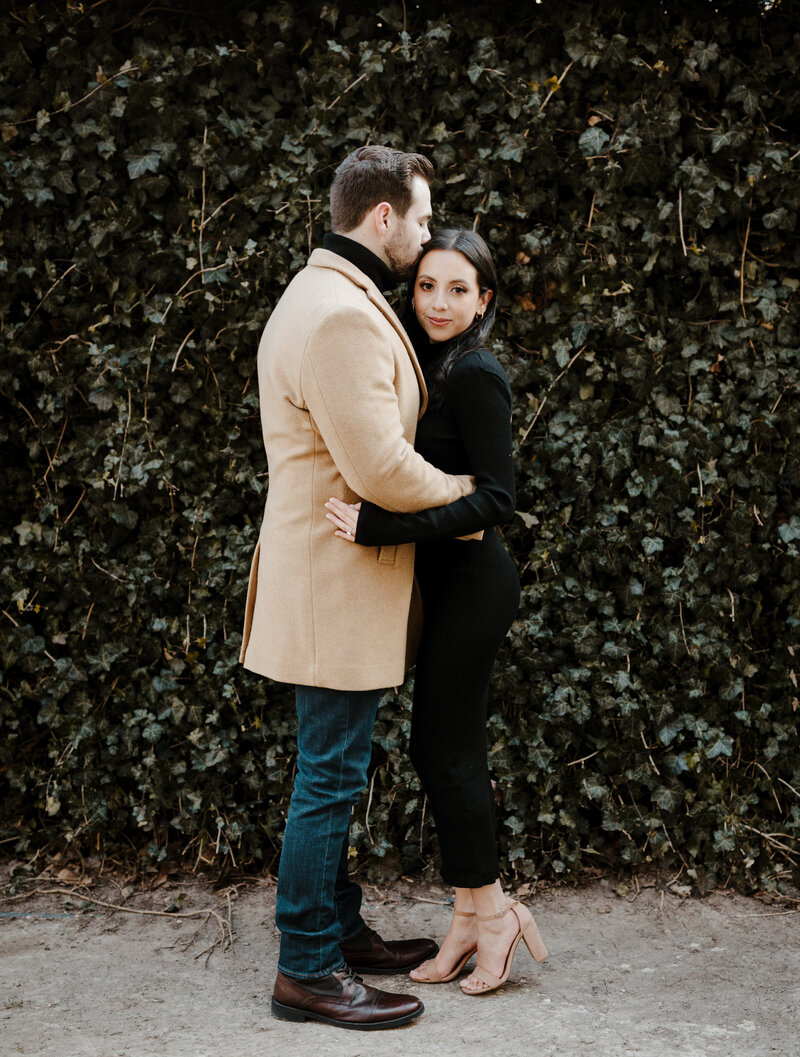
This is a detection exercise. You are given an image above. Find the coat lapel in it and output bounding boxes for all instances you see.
[307,248,429,418]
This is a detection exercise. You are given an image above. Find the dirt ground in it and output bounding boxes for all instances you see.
[1,868,798,1057]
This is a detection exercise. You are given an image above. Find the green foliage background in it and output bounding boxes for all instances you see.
[1,0,798,891]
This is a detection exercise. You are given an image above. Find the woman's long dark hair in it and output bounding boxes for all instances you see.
[402,228,498,410]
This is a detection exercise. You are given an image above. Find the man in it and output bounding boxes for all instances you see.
[240,146,475,1030]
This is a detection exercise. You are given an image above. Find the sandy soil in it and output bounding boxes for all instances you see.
[1,871,798,1057]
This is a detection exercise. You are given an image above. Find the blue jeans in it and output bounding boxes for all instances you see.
[275,684,381,978]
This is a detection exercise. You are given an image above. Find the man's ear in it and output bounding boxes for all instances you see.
[372,201,392,233]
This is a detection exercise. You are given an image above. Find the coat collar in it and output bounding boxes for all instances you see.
[322,232,395,292]
[307,248,429,418]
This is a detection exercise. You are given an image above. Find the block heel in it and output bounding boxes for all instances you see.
[460,899,548,995]
[521,914,549,963]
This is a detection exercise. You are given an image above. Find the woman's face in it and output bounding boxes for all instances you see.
[413,249,492,344]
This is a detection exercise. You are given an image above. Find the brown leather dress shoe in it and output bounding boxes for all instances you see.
[271,967,423,1030]
[339,925,438,975]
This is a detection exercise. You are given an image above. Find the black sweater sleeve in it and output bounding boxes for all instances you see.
[354,358,516,546]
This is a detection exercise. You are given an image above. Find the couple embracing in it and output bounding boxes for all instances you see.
[240,145,547,1031]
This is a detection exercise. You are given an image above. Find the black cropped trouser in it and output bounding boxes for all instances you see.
[409,532,521,889]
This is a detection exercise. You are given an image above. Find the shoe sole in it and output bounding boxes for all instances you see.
[271,997,424,1030]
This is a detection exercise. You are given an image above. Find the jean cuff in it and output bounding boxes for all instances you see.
[277,957,347,981]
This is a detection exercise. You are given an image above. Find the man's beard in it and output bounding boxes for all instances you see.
[384,235,422,281]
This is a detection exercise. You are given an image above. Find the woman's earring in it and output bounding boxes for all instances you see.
[475,310,484,320]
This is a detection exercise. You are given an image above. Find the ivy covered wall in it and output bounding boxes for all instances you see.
[1,0,798,891]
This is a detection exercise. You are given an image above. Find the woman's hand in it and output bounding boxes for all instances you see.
[325,497,361,542]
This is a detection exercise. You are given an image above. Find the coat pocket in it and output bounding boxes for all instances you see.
[377,544,397,566]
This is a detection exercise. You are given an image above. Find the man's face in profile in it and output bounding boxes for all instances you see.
[384,176,432,280]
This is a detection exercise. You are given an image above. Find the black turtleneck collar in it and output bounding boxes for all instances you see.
[322,232,397,293]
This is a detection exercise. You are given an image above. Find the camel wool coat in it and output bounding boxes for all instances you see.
[240,247,474,691]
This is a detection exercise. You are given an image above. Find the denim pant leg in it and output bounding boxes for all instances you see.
[275,684,380,979]
[334,825,367,942]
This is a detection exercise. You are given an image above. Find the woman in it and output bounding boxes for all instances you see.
[324,229,547,995]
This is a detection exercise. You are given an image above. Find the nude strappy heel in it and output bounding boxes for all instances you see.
[460,900,547,995]
[410,910,478,984]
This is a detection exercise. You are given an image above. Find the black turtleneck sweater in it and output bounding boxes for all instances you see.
[355,347,516,545]
[323,232,397,293]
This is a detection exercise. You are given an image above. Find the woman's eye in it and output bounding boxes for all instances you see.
[452,286,466,294]
[418,281,433,291]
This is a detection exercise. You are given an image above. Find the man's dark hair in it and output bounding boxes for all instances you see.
[330,145,434,234]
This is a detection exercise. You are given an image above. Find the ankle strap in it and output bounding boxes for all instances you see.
[453,910,476,917]
[476,899,518,921]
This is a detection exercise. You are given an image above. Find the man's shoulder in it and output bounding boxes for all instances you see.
[266,251,408,356]
[307,248,370,289]
[281,251,371,305]
[268,268,392,344]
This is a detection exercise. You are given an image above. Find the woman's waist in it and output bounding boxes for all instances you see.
[415,529,506,564]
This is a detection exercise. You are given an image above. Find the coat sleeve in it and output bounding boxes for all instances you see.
[300,305,473,512]
[355,362,516,545]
